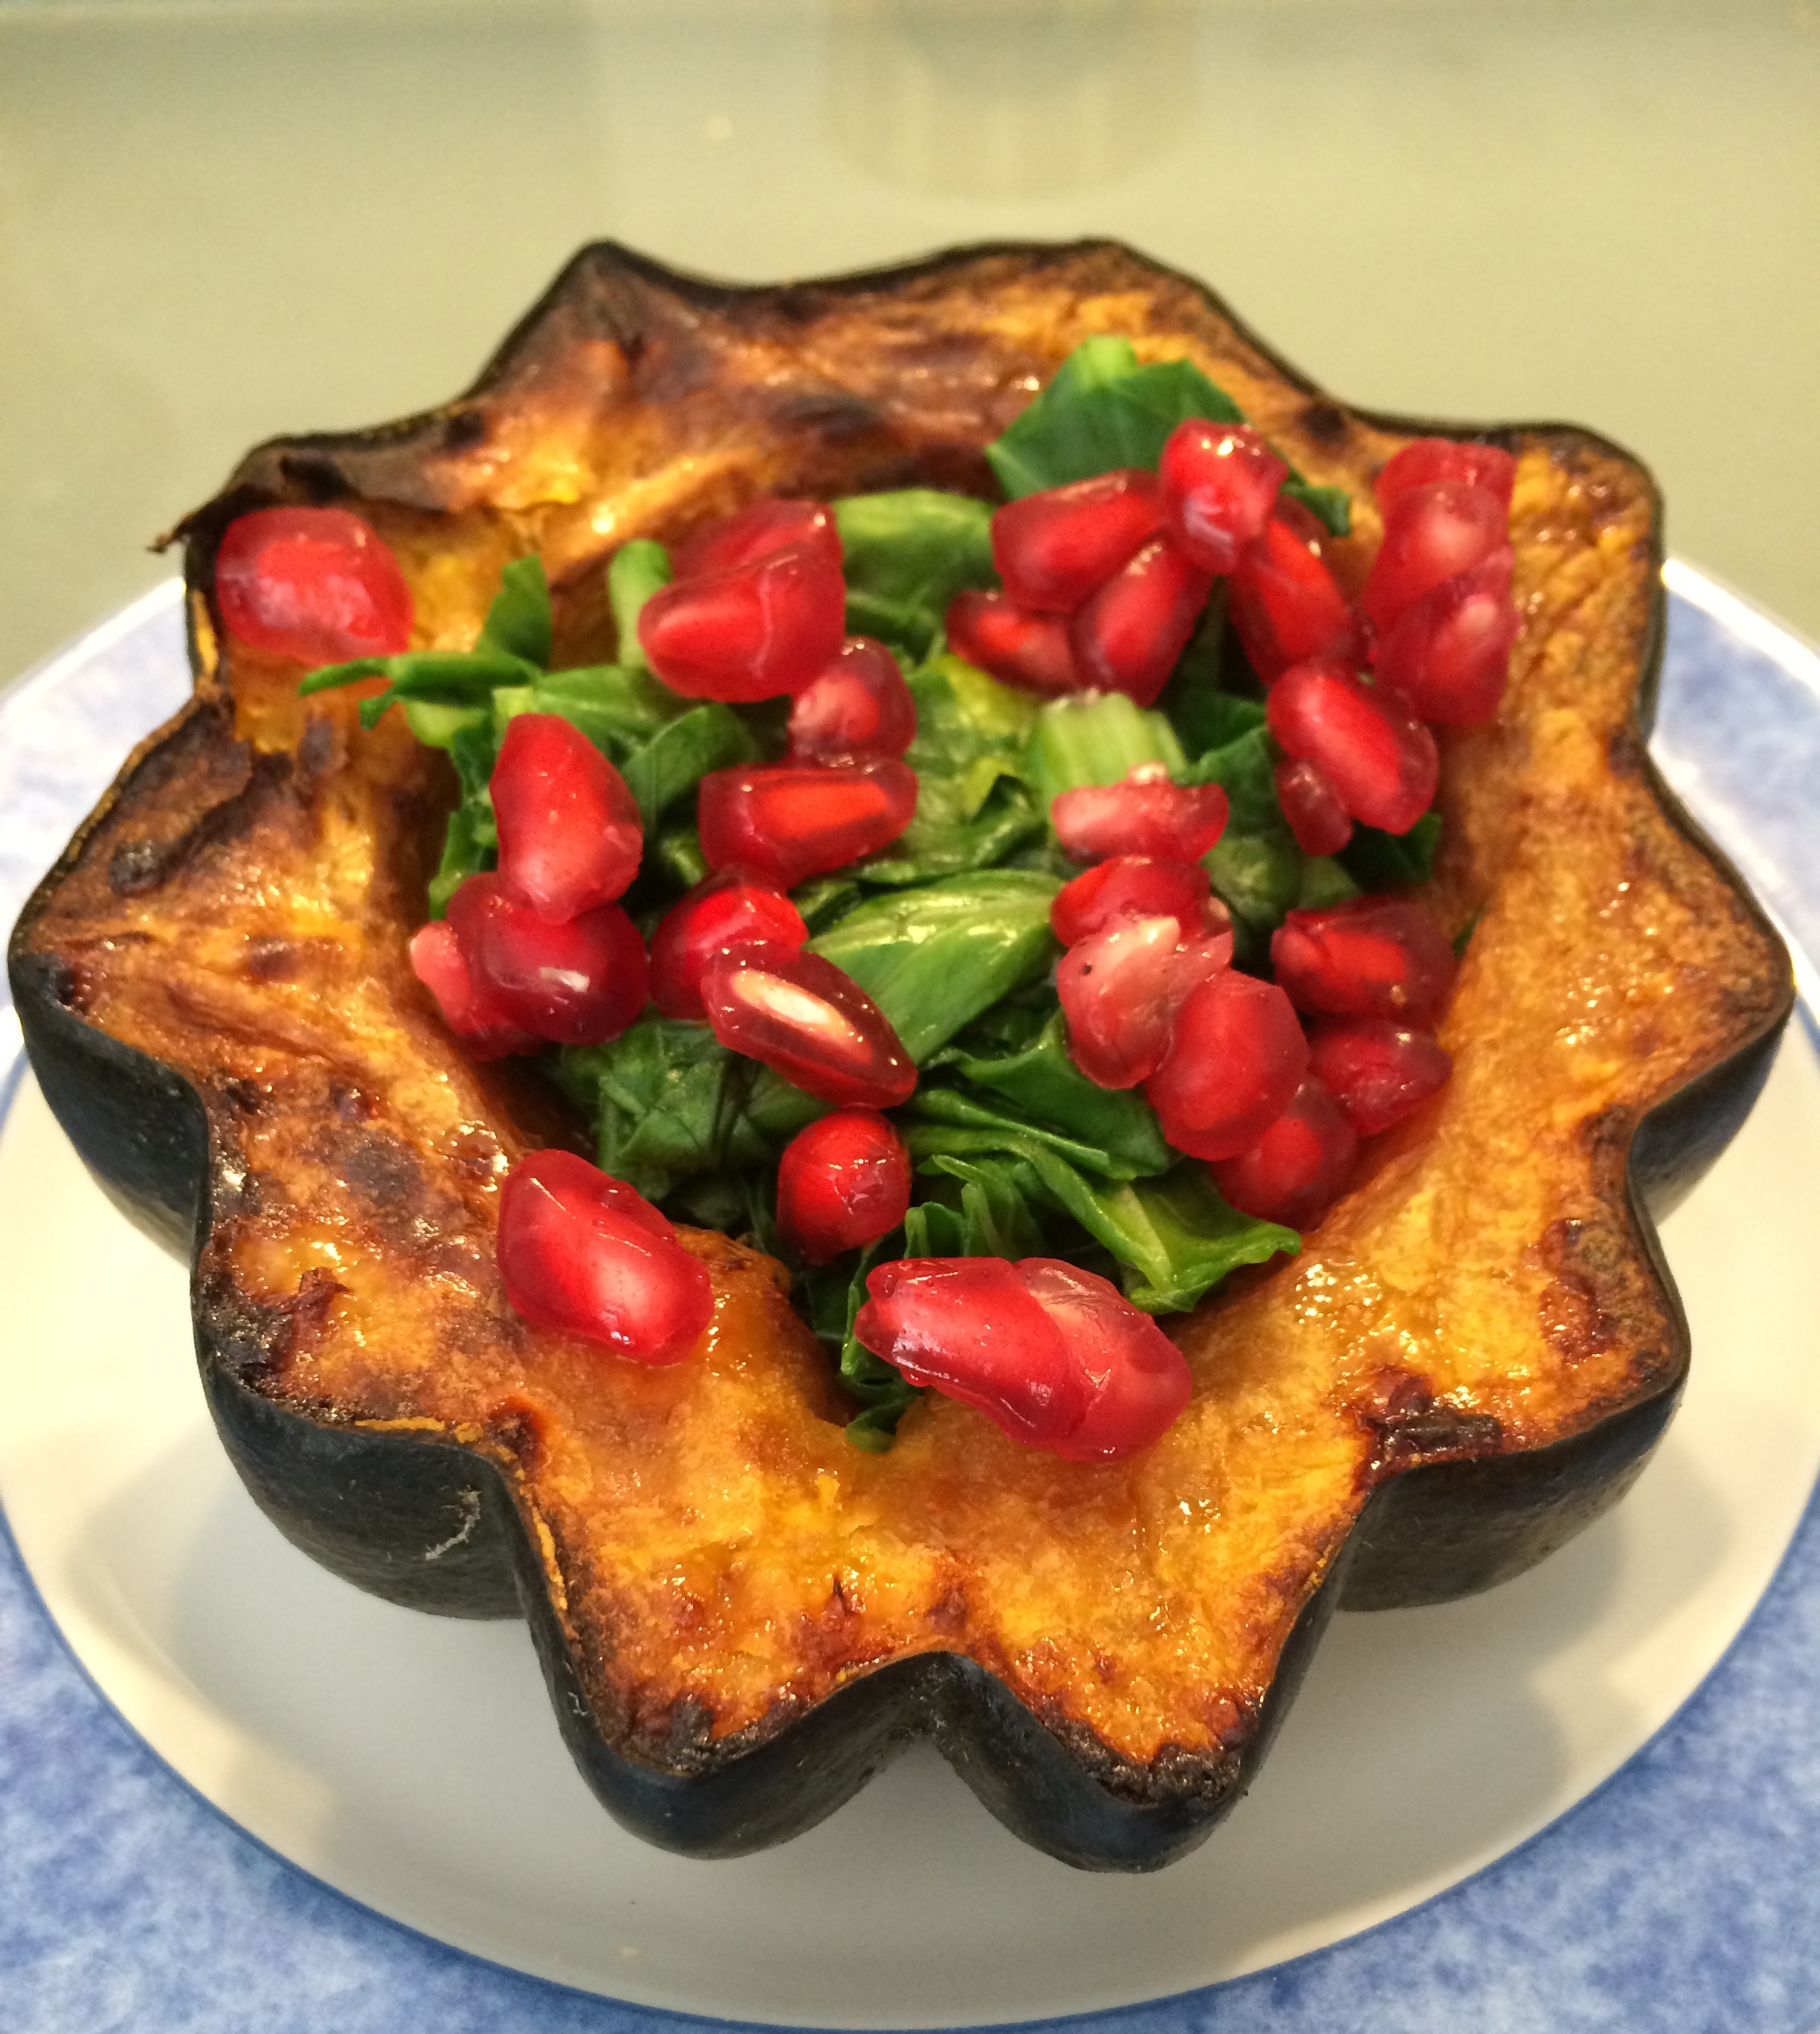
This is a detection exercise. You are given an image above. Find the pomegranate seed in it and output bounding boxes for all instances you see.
[1158,421,1288,575]
[216,506,413,665]
[497,1149,713,1364]
[1374,548,1519,726]
[697,758,917,890]
[1144,970,1308,1161]
[1266,659,1437,836]
[1227,500,1364,683]
[776,1108,911,1264]
[1361,481,1508,633]
[945,588,1080,697]
[1376,439,1517,517]
[1210,1075,1359,1230]
[1016,1258,1192,1462]
[1052,766,1229,864]
[787,637,917,763]
[1051,855,1222,946]
[409,920,538,1059]
[491,713,642,922]
[855,1257,1086,1446]
[1308,1016,1453,1134]
[991,469,1162,613]
[1069,537,1213,707]
[1270,897,1457,1025]
[1056,914,1230,1090]
[638,541,846,702]
[1274,757,1354,856]
[699,946,917,1108]
[446,874,648,1045]
[648,870,808,1021]
[674,498,840,581]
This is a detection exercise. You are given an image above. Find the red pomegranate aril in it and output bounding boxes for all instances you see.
[648,870,809,1021]
[697,758,917,890]
[1375,438,1517,517]
[992,469,1162,613]
[1274,757,1354,856]
[787,636,918,763]
[497,1149,712,1364]
[638,541,847,703]
[1308,1016,1453,1134]
[1016,1258,1192,1462]
[1374,548,1519,726]
[1159,421,1288,575]
[1051,767,1229,864]
[945,588,1080,697]
[446,875,648,1045]
[491,713,642,921]
[1057,914,1230,1090]
[408,920,538,1059]
[1069,537,1213,707]
[1051,855,1220,946]
[216,506,413,665]
[673,498,841,581]
[699,946,917,1108]
[855,1257,1086,1447]
[776,1108,911,1265]
[1210,1075,1359,1230]
[1227,501,1364,683]
[1144,970,1308,1161]
[1271,896,1457,1025]
[1361,480,1508,633]
[1266,659,1437,836]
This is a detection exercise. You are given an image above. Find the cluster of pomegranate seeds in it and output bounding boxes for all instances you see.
[497,1149,713,1364]
[649,870,808,1021]
[1051,769,1229,864]
[413,713,650,1053]
[492,713,642,920]
[1057,914,1230,1088]
[1159,424,1288,575]
[216,506,414,665]
[787,637,918,763]
[697,758,918,890]
[1266,658,1438,839]
[700,946,917,1109]
[1366,439,1520,724]
[855,1256,1190,1460]
[777,1108,912,1264]
[638,500,847,702]
[1210,1075,1358,1228]
[1225,500,1363,684]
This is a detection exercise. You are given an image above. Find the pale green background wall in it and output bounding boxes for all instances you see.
[2,0,1816,685]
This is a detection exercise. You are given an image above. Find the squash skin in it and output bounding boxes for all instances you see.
[7,240,1792,1870]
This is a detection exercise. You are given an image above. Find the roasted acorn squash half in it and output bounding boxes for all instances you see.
[9,241,1792,1870]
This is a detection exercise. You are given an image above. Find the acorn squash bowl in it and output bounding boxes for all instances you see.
[7,241,1791,1871]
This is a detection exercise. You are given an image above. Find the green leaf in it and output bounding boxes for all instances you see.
[1283,480,1352,539]
[943,1013,1172,1178]
[301,646,538,702]
[531,662,682,761]
[905,1089,1140,1184]
[809,869,1060,1062]
[402,699,491,749]
[1095,1166,1299,1312]
[857,658,1046,885]
[620,703,758,829]
[1340,810,1442,890]
[833,491,998,659]
[1024,691,1187,807]
[791,876,865,934]
[1296,854,1362,911]
[557,1017,779,1203]
[425,719,502,917]
[987,340,1244,498]
[922,1152,1049,1259]
[608,540,672,673]
[477,556,552,669]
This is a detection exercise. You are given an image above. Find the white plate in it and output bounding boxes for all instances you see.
[1,569,1819,2031]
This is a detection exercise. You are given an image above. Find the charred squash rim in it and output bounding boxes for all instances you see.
[7,239,1794,1870]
